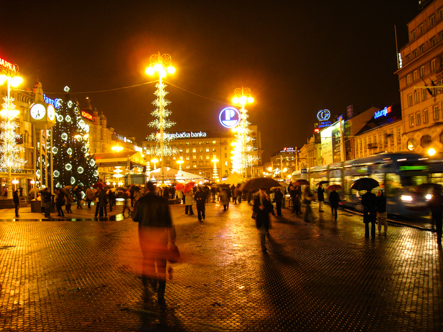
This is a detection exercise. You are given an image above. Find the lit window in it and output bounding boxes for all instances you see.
[212,140,216,144]
[416,112,421,126]
[410,114,414,127]
[407,94,413,107]
[413,70,418,81]
[431,59,436,71]
[420,66,425,77]
[415,90,420,103]
[423,109,429,123]
[433,104,439,120]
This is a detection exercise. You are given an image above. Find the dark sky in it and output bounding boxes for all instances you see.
[0,0,419,161]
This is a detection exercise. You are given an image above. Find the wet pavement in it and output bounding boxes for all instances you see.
[0,200,442,331]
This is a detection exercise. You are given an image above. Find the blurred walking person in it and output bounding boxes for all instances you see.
[428,185,443,245]
[303,187,315,222]
[13,189,19,218]
[86,186,96,209]
[253,188,273,252]
[40,188,52,218]
[194,187,207,222]
[132,182,177,304]
[362,190,377,239]
[185,191,194,215]
[317,183,325,212]
[95,187,108,218]
[376,190,387,236]
[55,188,65,217]
[329,189,340,221]
[122,190,132,217]
[273,188,283,216]
[74,186,83,209]
[220,187,230,211]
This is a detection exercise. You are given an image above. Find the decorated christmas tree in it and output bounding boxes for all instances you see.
[51,88,98,189]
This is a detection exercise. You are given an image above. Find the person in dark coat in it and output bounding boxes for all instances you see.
[362,190,377,238]
[253,188,274,252]
[376,190,387,235]
[13,189,19,218]
[194,187,207,222]
[317,184,325,212]
[97,187,108,218]
[55,188,65,217]
[74,186,83,209]
[428,185,443,245]
[329,189,340,221]
[273,188,284,216]
[40,188,52,218]
[132,182,177,304]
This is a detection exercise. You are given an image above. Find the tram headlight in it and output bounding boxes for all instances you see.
[426,194,432,200]
[400,195,413,202]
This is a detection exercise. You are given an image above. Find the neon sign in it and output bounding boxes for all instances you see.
[374,106,391,119]
[81,110,93,121]
[317,109,331,121]
[167,131,207,139]
[219,107,240,128]
[0,57,17,72]
[43,94,61,109]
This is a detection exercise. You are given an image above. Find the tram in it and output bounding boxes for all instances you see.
[291,153,430,216]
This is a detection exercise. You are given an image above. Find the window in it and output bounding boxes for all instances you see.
[212,148,216,152]
[432,37,437,47]
[212,140,216,144]
[422,88,427,101]
[431,15,435,26]
[413,70,418,81]
[193,156,196,160]
[409,114,414,127]
[434,105,440,120]
[224,153,227,158]
[397,127,401,149]
[420,44,425,54]
[414,90,420,103]
[407,74,411,84]
[416,111,421,125]
[419,24,424,36]
[412,30,416,40]
[431,59,436,72]
[186,148,189,153]
[206,148,209,152]
[407,94,413,107]
[199,141,203,145]
[192,148,196,153]
[186,156,190,161]
[413,50,418,58]
[423,109,429,123]
[206,155,209,160]
[420,65,425,77]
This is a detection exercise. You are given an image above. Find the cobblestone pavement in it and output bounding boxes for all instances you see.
[0,200,442,331]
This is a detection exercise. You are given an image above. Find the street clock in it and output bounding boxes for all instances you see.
[30,103,46,120]
[29,103,56,129]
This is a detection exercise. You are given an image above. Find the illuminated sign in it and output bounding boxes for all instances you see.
[317,109,330,122]
[43,94,61,109]
[167,131,208,139]
[81,110,93,121]
[319,121,331,128]
[374,106,391,119]
[281,147,296,153]
[399,165,428,171]
[115,134,134,144]
[0,57,17,72]
[219,107,240,128]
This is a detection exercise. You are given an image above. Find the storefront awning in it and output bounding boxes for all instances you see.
[94,151,146,167]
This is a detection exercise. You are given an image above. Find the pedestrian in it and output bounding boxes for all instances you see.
[97,187,108,218]
[185,190,194,215]
[40,188,52,218]
[211,186,216,202]
[13,189,19,218]
[362,190,377,239]
[273,187,283,216]
[86,186,96,209]
[122,190,132,217]
[329,189,340,221]
[132,181,177,304]
[317,183,325,212]
[108,189,116,212]
[176,188,183,204]
[65,189,73,213]
[233,186,238,204]
[376,190,387,236]
[55,188,65,217]
[74,186,83,209]
[253,188,274,252]
[303,187,315,222]
[230,184,236,202]
[194,187,207,222]
[220,187,230,211]
[236,184,242,203]
[428,185,443,245]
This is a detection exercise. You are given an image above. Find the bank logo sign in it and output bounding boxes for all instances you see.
[219,107,240,128]
[317,109,331,122]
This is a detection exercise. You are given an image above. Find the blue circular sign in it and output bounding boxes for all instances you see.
[317,109,331,122]
[219,107,241,128]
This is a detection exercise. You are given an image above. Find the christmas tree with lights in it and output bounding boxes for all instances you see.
[51,89,98,189]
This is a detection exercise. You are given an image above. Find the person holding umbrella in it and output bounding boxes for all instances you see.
[253,187,274,252]
[362,190,377,239]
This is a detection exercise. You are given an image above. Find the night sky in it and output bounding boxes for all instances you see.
[1,0,419,161]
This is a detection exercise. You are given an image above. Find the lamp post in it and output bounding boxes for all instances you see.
[211,157,219,181]
[231,87,254,179]
[151,158,159,170]
[145,52,176,184]
[0,64,24,199]
[176,158,184,170]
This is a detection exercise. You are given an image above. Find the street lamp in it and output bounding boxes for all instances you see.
[151,158,159,170]
[211,157,219,180]
[176,158,184,170]
[112,145,123,153]
[0,64,24,199]
[145,52,176,184]
[231,87,255,179]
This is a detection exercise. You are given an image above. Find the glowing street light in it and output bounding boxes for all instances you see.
[0,59,24,199]
[112,145,123,153]
[145,52,176,184]
[151,158,159,170]
[211,157,219,180]
[428,147,436,157]
[176,158,184,170]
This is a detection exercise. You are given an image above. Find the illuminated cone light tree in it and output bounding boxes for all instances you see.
[145,53,176,183]
[231,87,257,178]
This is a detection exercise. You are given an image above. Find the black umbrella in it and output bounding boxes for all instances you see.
[240,177,281,192]
[294,179,309,186]
[350,178,379,191]
[318,181,329,185]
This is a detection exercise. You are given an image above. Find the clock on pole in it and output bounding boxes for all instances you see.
[29,103,56,129]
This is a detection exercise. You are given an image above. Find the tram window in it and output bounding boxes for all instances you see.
[385,173,401,197]
[401,172,427,188]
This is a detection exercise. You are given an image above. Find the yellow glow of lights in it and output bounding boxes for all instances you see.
[267,167,273,172]
[232,97,239,104]
[10,76,23,87]
[428,148,436,156]
[112,146,123,152]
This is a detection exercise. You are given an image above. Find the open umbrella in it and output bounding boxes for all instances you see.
[130,185,141,192]
[294,179,309,186]
[175,183,184,190]
[93,182,105,188]
[183,181,195,193]
[318,181,329,185]
[327,184,342,191]
[350,178,379,191]
[241,177,281,192]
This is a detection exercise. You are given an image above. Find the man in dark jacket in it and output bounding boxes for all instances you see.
[194,187,207,222]
[376,190,387,236]
[132,182,177,304]
[329,190,340,221]
[253,188,274,252]
[317,184,325,212]
[362,191,377,238]
[428,185,443,245]
[40,188,52,218]
[13,189,19,218]
[273,188,284,216]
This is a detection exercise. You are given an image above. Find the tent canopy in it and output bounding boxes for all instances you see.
[149,167,206,181]
[222,172,244,185]
[94,151,146,167]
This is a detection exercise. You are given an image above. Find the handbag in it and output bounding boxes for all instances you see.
[167,244,180,263]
